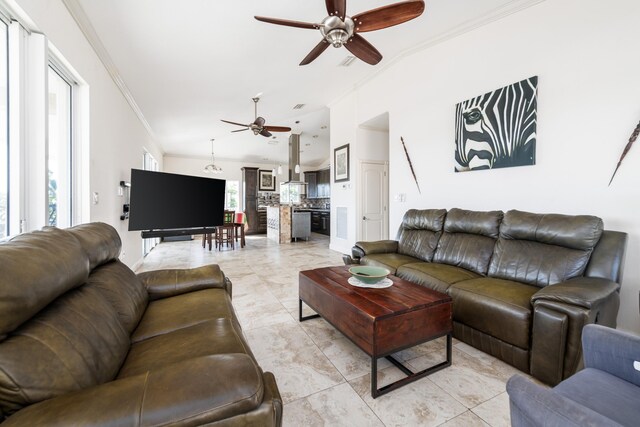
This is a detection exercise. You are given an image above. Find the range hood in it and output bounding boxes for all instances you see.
[280,133,306,204]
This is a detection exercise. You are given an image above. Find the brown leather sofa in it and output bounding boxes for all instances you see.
[0,223,282,426]
[348,209,627,386]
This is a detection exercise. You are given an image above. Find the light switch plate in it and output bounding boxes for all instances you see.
[92,192,99,205]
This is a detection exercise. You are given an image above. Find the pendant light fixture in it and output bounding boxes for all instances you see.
[203,139,223,174]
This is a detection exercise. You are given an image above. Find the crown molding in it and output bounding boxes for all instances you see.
[61,0,157,142]
[329,0,547,108]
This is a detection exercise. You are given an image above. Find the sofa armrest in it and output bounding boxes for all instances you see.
[2,354,264,426]
[529,278,621,385]
[137,264,232,301]
[354,240,398,256]
[506,374,622,427]
[531,277,620,309]
[582,324,640,386]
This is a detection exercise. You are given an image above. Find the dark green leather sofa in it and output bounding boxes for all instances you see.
[0,223,282,426]
[348,209,627,386]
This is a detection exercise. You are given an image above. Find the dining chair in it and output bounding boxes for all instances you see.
[215,210,236,250]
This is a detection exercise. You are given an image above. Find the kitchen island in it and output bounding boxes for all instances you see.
[294,208,330,236]
[267,206,311,243]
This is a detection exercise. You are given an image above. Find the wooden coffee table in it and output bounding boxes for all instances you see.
[299,266,452,398]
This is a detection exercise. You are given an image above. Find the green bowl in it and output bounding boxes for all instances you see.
[348,266,390,284]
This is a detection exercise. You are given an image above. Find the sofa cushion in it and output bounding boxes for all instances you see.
[0,286,129,415]
[88,260,148,334]
[396,209,446,262]
[433,209,503,275]
[138,264,228,301]
[118,319,250,378]
[0,227,90,340]
[131,288,236,343]
[555,368,640,427]
[67,223,121,269]
[397,262,481,294]
[361,253,418,274]
[449,278,539,349]
[2,355,265,427]
[488,210,604,287]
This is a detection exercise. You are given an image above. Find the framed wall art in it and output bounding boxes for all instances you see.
[258,169,276,191]
[455,76,538,172]
[334,144,350,182]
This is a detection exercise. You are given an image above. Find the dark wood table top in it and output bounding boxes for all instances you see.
[299,266,451,320]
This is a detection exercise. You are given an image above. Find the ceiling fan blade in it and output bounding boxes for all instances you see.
[325,0,346,19]
[353,0,425,33]
[221,119,250,127]
[255,16,319,30]
[264,125,292,133]
[300,40,330,65]
[260,129,273,138]
[344,34,383,65]
[232,128,250,133]
[254,117,266,127]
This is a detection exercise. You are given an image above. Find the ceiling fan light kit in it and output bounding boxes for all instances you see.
[255,0,426,66]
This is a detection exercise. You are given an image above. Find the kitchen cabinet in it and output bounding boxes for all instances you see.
[310,210,330,236]
[242,167,266,234]
[311,211,321,231]
[257,209,267,233]
[319,211,330,235]
[317,169,330,198]
[304,172,317,199]
[304,168,330,199]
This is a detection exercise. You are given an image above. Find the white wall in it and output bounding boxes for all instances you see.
[329,0,640,332]
[164,155,331,204]
[15,0,164,267]
[163,156,283,206]
[357,127,389,163]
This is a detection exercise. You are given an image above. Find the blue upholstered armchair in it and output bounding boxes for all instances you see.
[507,324,640,427]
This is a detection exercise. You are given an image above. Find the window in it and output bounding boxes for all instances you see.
[47,65,72,227]
[143,151,159,256]
[225,181,239,210]
[0,21,7,238]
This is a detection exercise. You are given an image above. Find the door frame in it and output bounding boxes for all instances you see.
[356,160,389,242]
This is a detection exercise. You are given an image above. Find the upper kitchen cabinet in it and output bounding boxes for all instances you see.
[304,172,317,199]
[305,168,330,199]
[317,169,330,198]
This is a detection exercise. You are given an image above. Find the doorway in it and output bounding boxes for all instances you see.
[360,161,388,241]
[357,113,389,241]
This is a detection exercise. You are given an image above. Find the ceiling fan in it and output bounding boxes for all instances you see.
[221,97,292,138]
[255,0,425,66]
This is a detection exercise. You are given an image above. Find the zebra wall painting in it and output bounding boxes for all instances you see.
[455,76,538,172]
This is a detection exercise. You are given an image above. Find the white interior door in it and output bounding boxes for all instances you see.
[360,161,388,241]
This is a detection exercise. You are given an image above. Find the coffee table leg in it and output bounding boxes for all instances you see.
[371,333,453,398]
[371,356,378,397]
[298,299,320,322]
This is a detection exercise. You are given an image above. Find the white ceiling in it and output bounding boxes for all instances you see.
[73,0,531,166]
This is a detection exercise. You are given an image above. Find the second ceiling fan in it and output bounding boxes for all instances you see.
[221,97,291,138]
[255,0,426,66]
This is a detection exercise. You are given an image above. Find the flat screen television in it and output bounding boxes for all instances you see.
[128,169,226,231]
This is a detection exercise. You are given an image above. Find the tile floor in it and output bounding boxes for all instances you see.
[137,234,523,427]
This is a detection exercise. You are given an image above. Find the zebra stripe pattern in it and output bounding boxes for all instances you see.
[455,76,537,171]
